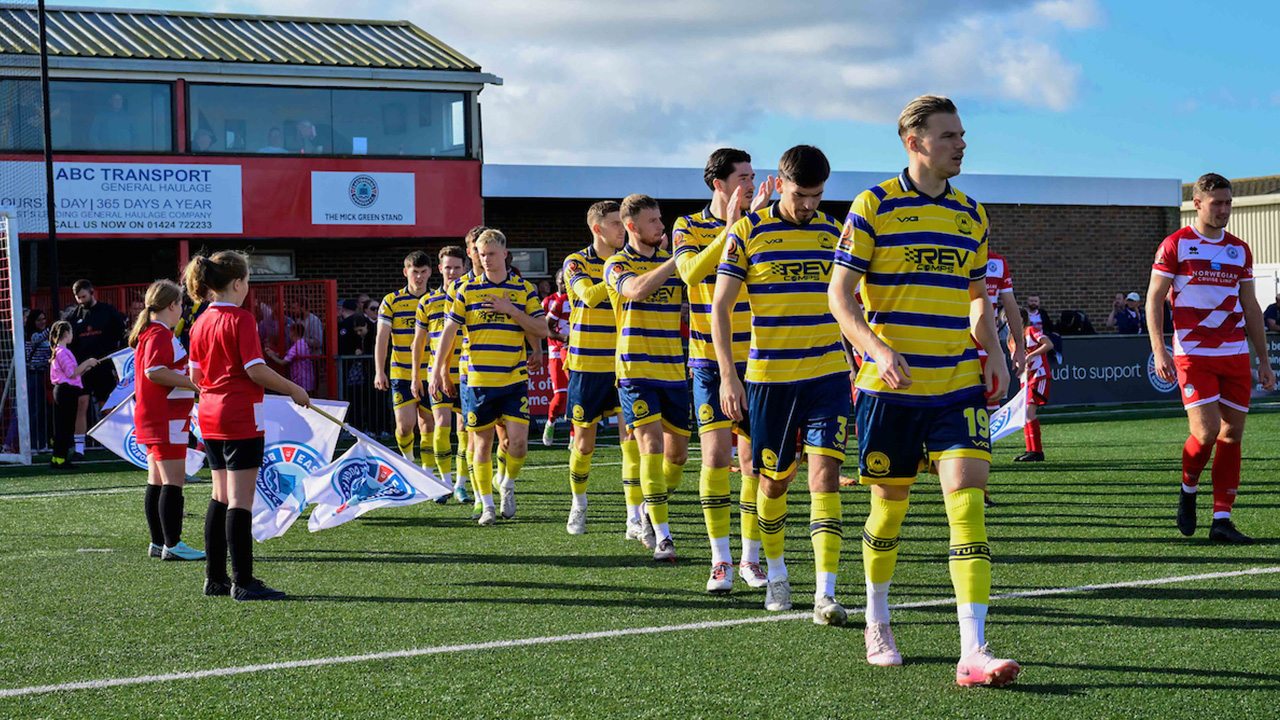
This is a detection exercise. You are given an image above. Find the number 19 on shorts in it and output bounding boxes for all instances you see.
[963,408,990,441]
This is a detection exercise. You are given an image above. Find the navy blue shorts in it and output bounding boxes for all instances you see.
[430,389,462,413]
[462,382,530,432]
[390,379,419,410]
[854,391,991,486]
[567,371,622,428]
[747,373,851,481]
[618,382,691,437]
[691,365,750,437]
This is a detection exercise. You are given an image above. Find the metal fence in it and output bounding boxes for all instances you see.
[335,355,393,439]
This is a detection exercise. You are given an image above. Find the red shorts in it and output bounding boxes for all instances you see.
[1174,354,1251,413]
[146,443,188,461]
[1027,373,1050,406]
[546,356,568,419]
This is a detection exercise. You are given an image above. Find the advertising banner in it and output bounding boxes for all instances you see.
[310,171,415,225]
[1048,335,1180,406]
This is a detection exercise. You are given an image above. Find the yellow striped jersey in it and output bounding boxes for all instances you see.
[446,270,478,378]
[562,246,617,374]
[718,203,847,384]
[416,288,460,384]
[673,206,751,369]
[603,245,686,387]
[835,171,988,406]
[378,286,428,381]
[447,273,544,388]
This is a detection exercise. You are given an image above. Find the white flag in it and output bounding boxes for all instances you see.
[304,429,451,532]
[251,397,348,542]
[103,348,136,410]
[988,377,1029,443]
[87,397,205,476]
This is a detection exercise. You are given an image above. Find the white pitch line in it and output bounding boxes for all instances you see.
[2,564,1278,700]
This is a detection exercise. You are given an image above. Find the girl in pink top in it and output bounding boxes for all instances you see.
[49,320,98,468]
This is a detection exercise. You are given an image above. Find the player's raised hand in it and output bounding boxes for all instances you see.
[1260,362,1276,391]
[750,176,775,213]
[658,232,670,252]
[726,185,745,228]
[1152,345,1176,384]
[720,371,748,423]
[869,344,912,390]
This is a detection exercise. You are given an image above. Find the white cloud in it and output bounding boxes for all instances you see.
[215,0,1099,165]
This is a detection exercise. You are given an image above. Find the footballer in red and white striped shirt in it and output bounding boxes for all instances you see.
[1147,173,1274,544]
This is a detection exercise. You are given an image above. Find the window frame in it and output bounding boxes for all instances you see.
[0,77,178,155]
[184,81,474,161]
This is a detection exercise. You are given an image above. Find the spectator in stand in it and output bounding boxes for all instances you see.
[1104,292,1124,331]
[363,298,378,324]
[67,279,125,451]
[337,299,359,354]
[356,293,372,317]
[25,309,51,368]
[125,298,145,342]
[1109,291,1145,334]
[1264,291,1280,332]
[265,323,316,393]
[1025,295,1054,333]
[20,309,51,451]
[1056,308,1096,336]
[286,300,324,352]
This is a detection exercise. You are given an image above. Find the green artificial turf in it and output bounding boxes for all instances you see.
[2,412,1279,718]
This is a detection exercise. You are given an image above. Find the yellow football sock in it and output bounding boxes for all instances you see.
[395,433,414,462]
[944,487,991,606]
[419,434,436,473]
[621,439,642,508]
[758,490,788,561]
[433,425,453,479]
[809,491,842,583]
[739,474,760,542]
[457,432,469,480]
[663,459,685,495]
[569,447,593,495]
[496,448,509,480]
[505,454,525,483]
[700,465,732,542]
[863,494,909,584]
[640,453,667,525]
[473,456,494,497]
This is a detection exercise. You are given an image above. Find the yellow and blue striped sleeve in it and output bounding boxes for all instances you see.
[447,282,467,326]
[834,189,880,274]
[565,255,609,308]
[716,216,751,280]
[674,215,729,286]
[605,254,635,293]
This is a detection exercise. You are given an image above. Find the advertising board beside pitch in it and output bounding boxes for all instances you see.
[1049,335,1179,406]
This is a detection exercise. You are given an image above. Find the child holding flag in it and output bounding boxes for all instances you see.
[128,279,204,561]
[186,251,310,601]
[1015,307,1053,463]
[49,320,97,469]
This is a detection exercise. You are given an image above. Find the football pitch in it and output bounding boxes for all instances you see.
[2,410,1279,719]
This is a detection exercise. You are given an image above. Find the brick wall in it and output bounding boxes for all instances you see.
[30,201,1179,328]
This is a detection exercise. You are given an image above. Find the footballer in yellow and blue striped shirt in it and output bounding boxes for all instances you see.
[673,147,773,592]
[411,245,469,497]
[713,145,850,621]
[376,251,435,463]
[561,200,641,538]
[431,229,549,523]
[604,193,688,561]
[828,95,1018,686]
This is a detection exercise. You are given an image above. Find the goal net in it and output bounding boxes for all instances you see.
[0,211,31,464]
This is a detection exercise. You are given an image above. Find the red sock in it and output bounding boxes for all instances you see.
[1211,440,1242,516]
[1030,420,1043,453]
[1024,423,1035,451]
[1182,435,1213,487]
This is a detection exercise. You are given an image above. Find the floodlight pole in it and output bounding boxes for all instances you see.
[37,0,59,313]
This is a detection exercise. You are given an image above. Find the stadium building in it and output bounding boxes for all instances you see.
[0,6,1183,328]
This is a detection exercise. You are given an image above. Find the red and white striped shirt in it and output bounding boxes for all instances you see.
[543,293,570,361]
[1152,226,1252,358]
[1025,325,1049,380]
[985,251,1013,308]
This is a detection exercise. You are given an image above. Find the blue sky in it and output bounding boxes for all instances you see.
[64,0,1280,182]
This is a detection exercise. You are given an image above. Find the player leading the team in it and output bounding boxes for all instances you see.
[829,95,1019,686]
[605,194,689,561]
[714,145,851,624]
[431,230,548,526]
[562,201,641,537]
[1148,173,1275,543]
[673,148,774,593]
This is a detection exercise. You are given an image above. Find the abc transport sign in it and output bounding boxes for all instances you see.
[311,171,415,225]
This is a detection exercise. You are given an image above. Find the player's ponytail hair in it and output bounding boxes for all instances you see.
[127,279,184,349]
[49,320,72,348]
[183,250,250,303]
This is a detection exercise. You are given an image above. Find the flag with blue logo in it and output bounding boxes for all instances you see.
[103,348,136,410]
[87,397,206,476]
[988,376,1029,443]
[251,396,349,541]
[304,428,451,532]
